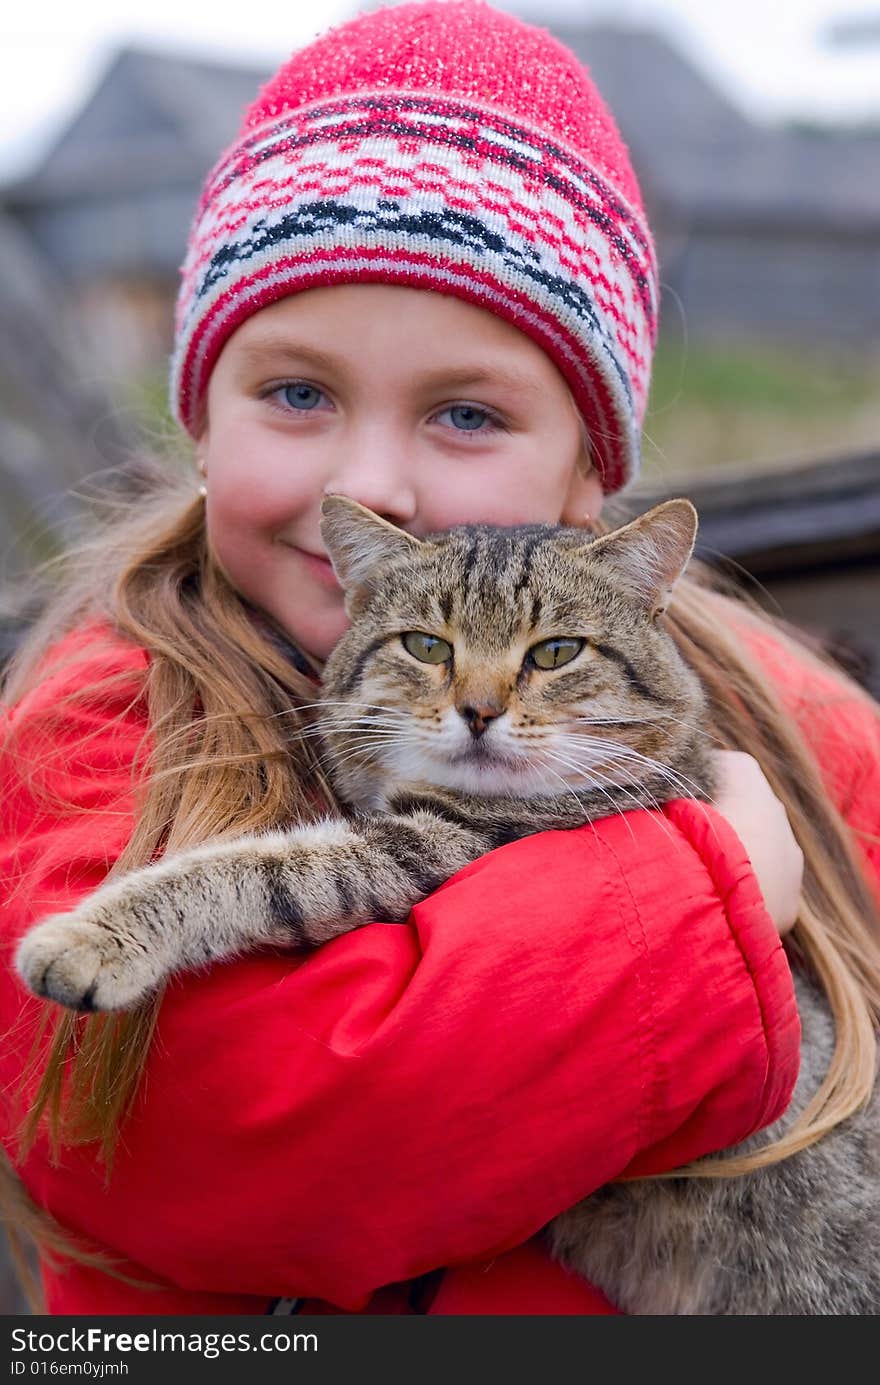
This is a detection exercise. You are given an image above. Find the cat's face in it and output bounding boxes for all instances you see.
[318,498,705,806]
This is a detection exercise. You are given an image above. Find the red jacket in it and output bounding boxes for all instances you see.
[2,621,876,1316]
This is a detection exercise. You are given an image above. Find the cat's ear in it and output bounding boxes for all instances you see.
[320,496,425,596]
[588,499,698,618]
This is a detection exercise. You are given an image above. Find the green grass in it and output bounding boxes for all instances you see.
[650,338,876,413]
[642,338,880,476]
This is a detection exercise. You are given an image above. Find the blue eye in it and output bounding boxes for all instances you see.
[446,404,491,431]
[282,383,323,411]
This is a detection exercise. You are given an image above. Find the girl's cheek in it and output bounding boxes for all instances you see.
[209,488,276,535]
[210,455,312,527]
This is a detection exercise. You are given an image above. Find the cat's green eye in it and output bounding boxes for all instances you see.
[402,632,453,664]
[528,637,584,670]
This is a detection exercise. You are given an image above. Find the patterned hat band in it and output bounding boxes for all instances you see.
[171,78,658,495]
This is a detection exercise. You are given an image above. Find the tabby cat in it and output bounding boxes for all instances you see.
[16,496,879,1314]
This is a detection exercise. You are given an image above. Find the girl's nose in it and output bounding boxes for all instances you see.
[322,430,417,526]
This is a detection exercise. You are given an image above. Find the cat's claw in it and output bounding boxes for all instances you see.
[16,913,163,1012]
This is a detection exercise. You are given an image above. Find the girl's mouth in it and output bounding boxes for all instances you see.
[293,548,340,587]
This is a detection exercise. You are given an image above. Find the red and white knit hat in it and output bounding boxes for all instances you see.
[170,0,658,494]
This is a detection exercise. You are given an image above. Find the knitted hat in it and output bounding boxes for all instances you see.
[170,0,658,494]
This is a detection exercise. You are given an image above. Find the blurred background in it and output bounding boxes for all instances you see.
[1,0,879,1312]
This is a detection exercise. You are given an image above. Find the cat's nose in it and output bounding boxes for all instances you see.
[459,704,503,739]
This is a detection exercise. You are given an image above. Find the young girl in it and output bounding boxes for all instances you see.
[1,0,878,1317]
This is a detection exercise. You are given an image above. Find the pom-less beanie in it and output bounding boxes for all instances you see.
[170,0,658,494]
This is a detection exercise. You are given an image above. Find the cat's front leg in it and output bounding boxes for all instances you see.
[15,828,312,1013]
[16,807,485,1013]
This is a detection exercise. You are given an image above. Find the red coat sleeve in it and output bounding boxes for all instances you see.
[1,629,801,1311]
[793,672,880,902]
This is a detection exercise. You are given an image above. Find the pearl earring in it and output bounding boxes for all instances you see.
[198,484,207,499]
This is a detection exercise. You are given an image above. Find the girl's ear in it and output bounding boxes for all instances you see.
[320,496,425,595]
[587,499,698,618]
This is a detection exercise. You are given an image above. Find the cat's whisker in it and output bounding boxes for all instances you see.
[657,714,721,744]
[316,731,418,761]
[562,747,665,806]
[304,712,434,738]
[588,749,699,808]
[534,756,612,834]
[292,699,403,714]
[540,752,641,844]
[587,764,680,836]
[544,745,653,815]
[266,698,407,725]
[332,726,436,753]
[556,735,666,797]
[595,746,717,836]
[317,734,421,768]
[298,719,414,739]
[318,749,396,777]
[596,744,707,803]
[344,723,436,744]
[290,721,419,752]
[562,734,630,757]
[540,742,648,818]
[280,699,415,730]
[572,714,672,726]
[559,730,705,802]
[297,723,405,742]
[314,717,415,735]
[548,739,692,842]
[319,736,411,757]
[573,712,719,743]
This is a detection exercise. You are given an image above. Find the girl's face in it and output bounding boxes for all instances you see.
[199,284,605,660]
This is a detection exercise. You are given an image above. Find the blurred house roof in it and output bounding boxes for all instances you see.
[3,46,267,203]
[554,24,880,232]
[4,27,879,234]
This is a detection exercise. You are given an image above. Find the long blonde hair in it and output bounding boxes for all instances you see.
[2,462,879,1310]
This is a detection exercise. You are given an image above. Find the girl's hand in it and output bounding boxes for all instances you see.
[711,751,804,936]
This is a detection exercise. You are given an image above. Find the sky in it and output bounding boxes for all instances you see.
[1,0,879,179]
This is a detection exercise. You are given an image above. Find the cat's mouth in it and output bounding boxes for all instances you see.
[452,741,520,769]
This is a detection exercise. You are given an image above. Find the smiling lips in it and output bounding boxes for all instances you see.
[293,547,340,586]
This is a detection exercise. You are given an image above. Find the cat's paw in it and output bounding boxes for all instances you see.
[16,909,164,1012]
